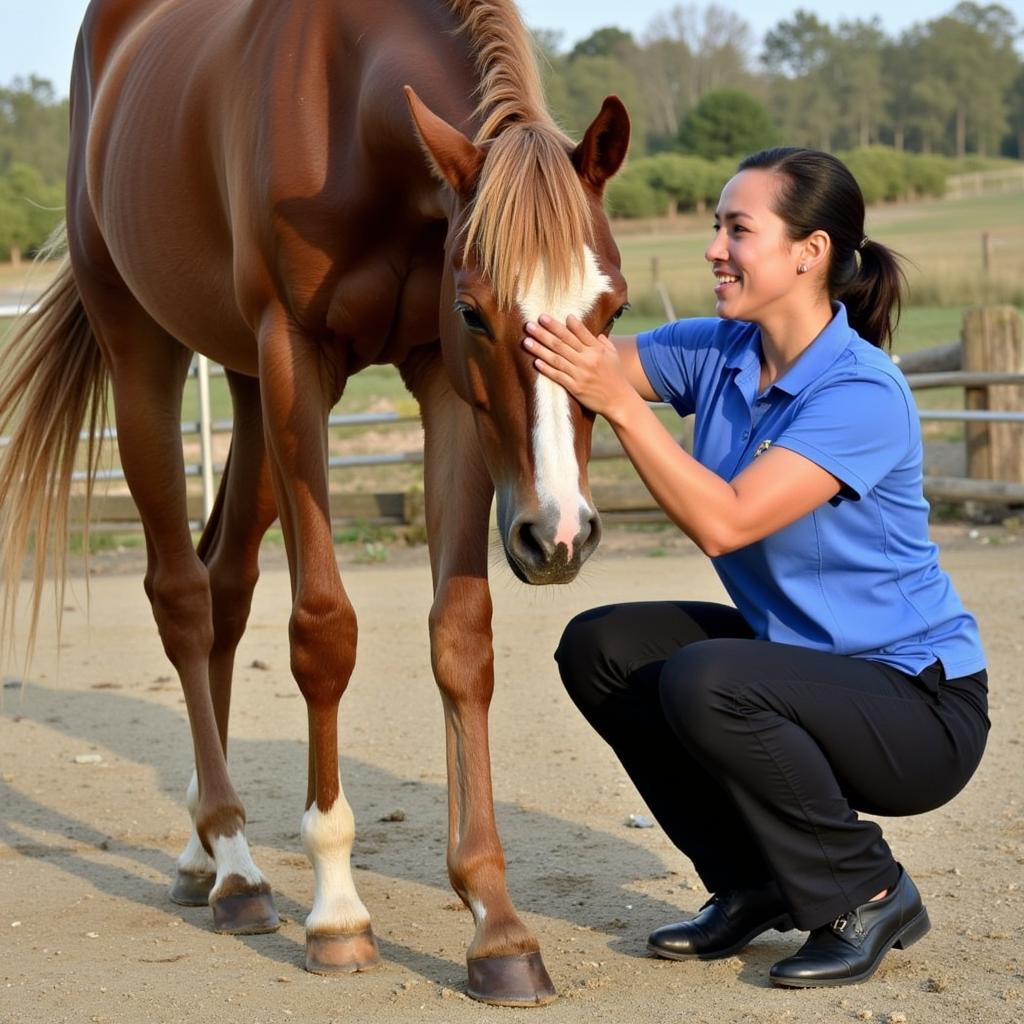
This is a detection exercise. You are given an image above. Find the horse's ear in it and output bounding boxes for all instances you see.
[404,86,484,200]
[572,95,631,193]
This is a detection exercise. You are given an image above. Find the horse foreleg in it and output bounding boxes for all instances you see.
[258,309,378,974]
[412,355,556,1006]
[170,371,278,911]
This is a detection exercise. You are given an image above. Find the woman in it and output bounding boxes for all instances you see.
[522,147,988,988]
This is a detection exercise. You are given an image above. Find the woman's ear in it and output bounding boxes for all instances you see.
[800,230,831,273]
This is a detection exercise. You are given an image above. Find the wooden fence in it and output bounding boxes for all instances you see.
[3,308,1023,532]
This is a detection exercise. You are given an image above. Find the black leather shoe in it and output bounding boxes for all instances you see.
[769,866,930,988]
[647,882,794,960]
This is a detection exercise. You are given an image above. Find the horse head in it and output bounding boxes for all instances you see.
[405,87,630,585]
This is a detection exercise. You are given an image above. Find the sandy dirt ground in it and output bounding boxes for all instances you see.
[1,523,1022,1024]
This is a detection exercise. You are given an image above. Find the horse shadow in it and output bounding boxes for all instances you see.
[1,677,722,985]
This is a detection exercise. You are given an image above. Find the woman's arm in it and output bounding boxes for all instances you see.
[610,335,661,402]
[524,314,841,556]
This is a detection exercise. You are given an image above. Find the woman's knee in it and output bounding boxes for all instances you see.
[554,605,622,708]
[658,639,752,742]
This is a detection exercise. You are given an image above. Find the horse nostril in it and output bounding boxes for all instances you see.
[579,510,602,557]
[511,518,551,569]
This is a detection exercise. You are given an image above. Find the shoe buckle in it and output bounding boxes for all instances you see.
[832,914,849,933]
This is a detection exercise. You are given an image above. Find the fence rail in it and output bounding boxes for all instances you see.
[3,304,1023,526]
[61,353,1024,524]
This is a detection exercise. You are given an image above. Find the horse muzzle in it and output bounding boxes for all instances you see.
[502,503,602,585]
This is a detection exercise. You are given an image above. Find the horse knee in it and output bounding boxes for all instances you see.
[149,563,213,663]
[289,592,357,704]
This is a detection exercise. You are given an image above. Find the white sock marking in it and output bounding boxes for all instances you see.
[210,832,266,897]
[176,770,215,877]
[518,246,610,548]
[301,781,371,934]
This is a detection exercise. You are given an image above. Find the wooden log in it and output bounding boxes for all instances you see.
[592,481,658,512]
[923,476,1024,505]
[891,341,961,374]
[962,307,1024,484]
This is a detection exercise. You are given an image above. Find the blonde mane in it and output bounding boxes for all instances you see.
[447,1,593,309]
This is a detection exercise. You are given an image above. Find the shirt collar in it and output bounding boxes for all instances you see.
[772,303,857,396]
[723,303,858,397]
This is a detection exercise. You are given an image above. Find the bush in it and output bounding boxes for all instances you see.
[904,155,948,198]
[606,171,665,218]
[840,147,911,202]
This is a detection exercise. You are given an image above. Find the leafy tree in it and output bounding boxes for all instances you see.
[557,55,648,155]
[830,19,888,149]
[1008,67,1024,158]
[677,89,778,160]
[762,10,832,78]
[569,27,636,61]
[0,162,63,263]
[0,76,69,185]
[531,27,564,60]
[635,5,756,151]
[761,12,838,149]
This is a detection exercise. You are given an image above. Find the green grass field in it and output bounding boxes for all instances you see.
[2,188,1019,499]
[614,189,1024,325]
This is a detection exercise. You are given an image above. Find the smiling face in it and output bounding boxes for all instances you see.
[705,168,805,327]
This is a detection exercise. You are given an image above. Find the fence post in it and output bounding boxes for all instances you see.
[196,355,216,525]
[962,306,1024,486]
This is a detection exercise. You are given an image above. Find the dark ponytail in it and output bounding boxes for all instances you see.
[737,148,907,349]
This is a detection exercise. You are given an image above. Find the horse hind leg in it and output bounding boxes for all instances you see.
[170,371,279,920]
[89,297,278,934]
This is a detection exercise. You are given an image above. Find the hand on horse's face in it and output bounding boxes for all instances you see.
[523,314,632,419]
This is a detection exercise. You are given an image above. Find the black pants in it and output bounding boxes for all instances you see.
[555,601,989,930]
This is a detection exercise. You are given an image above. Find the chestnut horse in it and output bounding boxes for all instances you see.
[0,0,630,1006]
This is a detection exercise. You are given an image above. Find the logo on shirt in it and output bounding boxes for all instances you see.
[754,439,773,458]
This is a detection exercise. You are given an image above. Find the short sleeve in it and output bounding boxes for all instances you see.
[774,373,916,499]
[636,318,725,417]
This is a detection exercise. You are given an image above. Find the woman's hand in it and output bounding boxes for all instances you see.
[523,314,636,421]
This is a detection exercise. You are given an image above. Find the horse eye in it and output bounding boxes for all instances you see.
[604,303,630,334]
[456,304,489,335]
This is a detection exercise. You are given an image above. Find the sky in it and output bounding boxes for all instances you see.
[0,0,1010,97]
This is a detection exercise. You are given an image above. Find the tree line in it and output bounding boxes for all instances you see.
[0,76,67,263]
[1,1,1022,256]
[539,1,1023,160]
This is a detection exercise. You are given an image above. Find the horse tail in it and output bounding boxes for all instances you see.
[0,224,109,664]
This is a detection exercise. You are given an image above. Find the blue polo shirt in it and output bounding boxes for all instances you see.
[636,304,986,680]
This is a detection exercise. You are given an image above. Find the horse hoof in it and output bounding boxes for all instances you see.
[168,871,215,906]
[305,928,382,974]
[467,951,558,1006]
[211,889,281,934]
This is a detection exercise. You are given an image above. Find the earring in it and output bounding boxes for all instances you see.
[797,263,809,275]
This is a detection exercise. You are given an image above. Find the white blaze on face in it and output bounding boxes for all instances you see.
[517,246,611,550]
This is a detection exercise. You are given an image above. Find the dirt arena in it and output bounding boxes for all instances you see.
[1,523,1022,1024]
